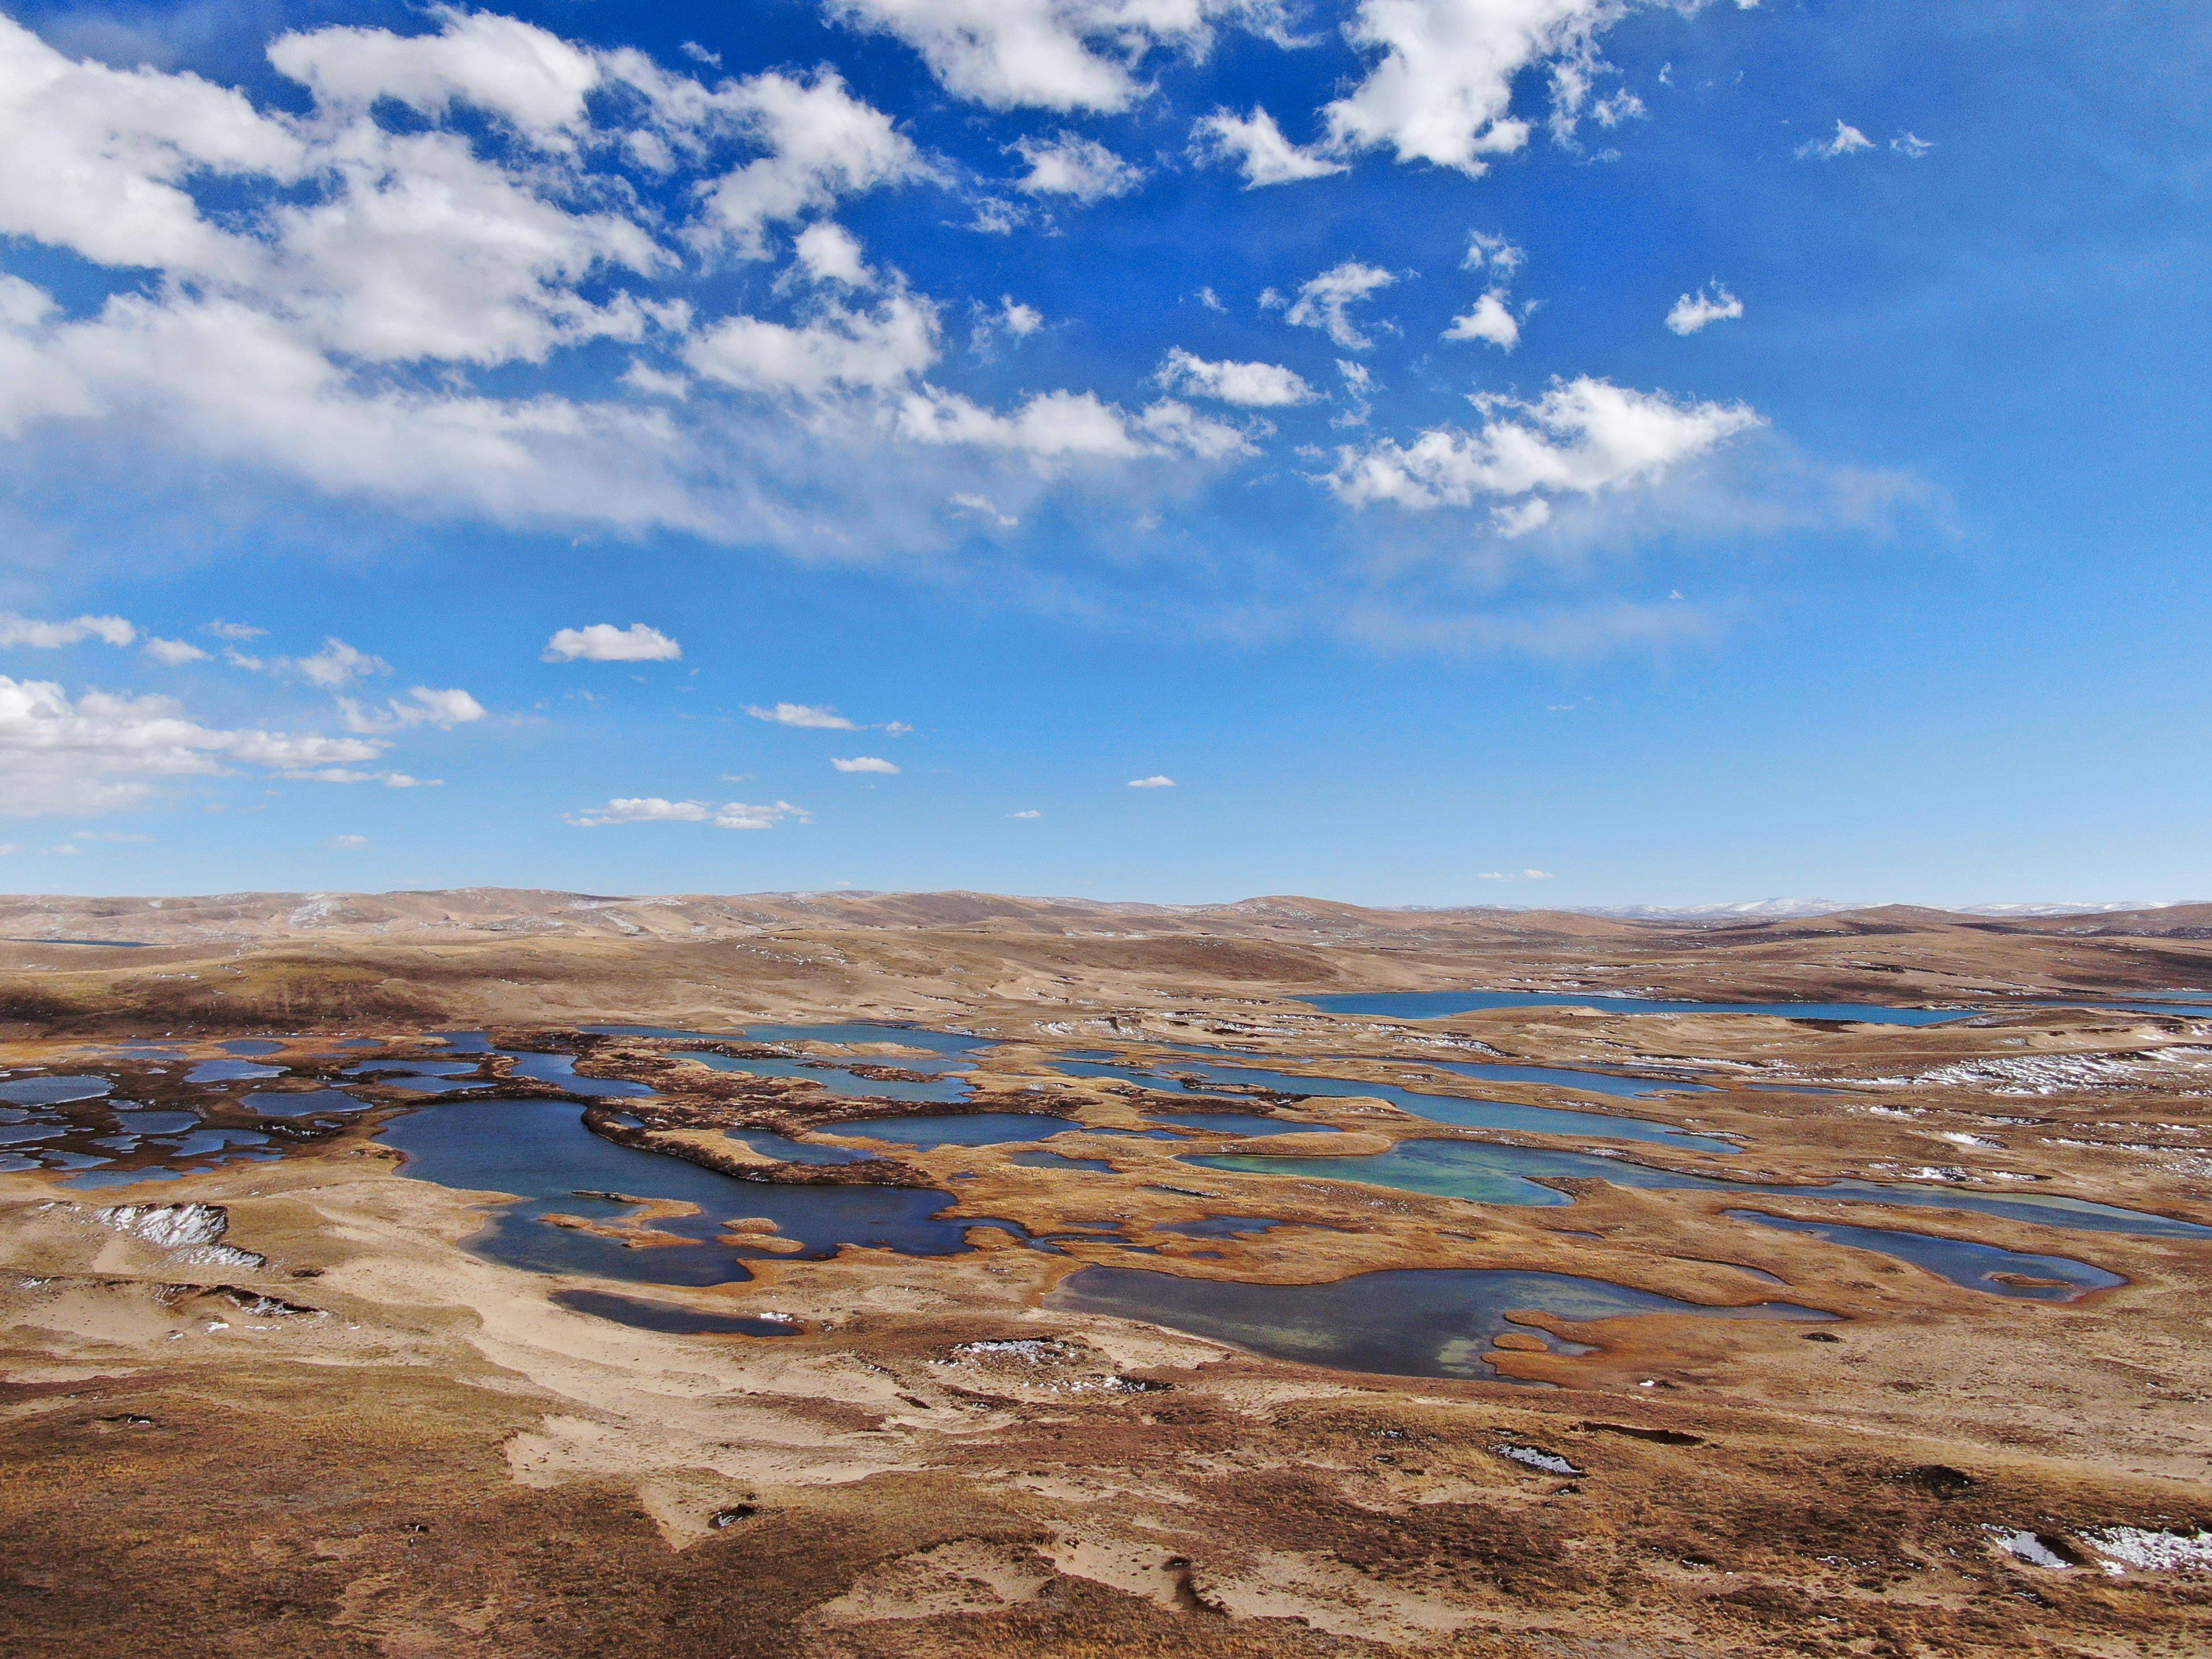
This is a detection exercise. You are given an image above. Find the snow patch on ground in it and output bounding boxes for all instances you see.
[1494,1445,1582,1477]
[1894,1047,2212,1095]
[2084,1528,2212,1571]
[98,1203,228,1249]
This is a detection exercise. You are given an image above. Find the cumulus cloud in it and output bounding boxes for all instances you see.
[1156,348,1316,407]
[1666,284,1742,335]
[1011,131,1145,201]
[793,221,872,287]
[1798,119,1874,160]
[0,674,385,814]
[831,755,899,772]
[1323,0,1643,175]
[338,687,488,731]
[747,701,858,729]
[0,613,137,648]
[268,11,601,141]
[143,638,210,664]
[275,637,389,687]
[1443,290,1519,349]
[1329,377,1763,512]
[826,0,1288,114]
[1191,106,1346,186]
[692,67,930,256]
[543,623,682,662]
[566,795,810,828]
[1127,774,1175,788]
[685,293,941,396]
[1009,808,1041,818]
[1278,262,1396,350]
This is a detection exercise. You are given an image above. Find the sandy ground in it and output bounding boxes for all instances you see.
[2,893,2210,1655]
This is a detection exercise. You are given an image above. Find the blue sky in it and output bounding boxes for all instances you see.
[0,0,2204,905]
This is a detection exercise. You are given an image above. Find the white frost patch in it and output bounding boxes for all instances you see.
[947,1337,1075,1362]
[1990,1528,2070,1569]
[2083,1528,2212,1571]
[181,1244,268,1269]
[98,1203,228,1249]
[1906,1047,2212,1096]
[1937,1132,2005,1149]
[1494,1444,1582,1477]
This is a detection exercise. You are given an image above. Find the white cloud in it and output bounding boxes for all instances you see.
[275,637,389,687]
[566,795,810,828]
[338,687,488,732]
[268,11,602,141]
[1324,0,1635,175]
[1798,119,1874,160]
[1329,376,1763,511]
[203,621,265,640]
[1477,868,1554,880]
[1666,283,1742,335]
[892,386,1251,464]
[293,768,434,787]
[1891,130,1932,158]
[1127,774,1175,788]
[1191,106,1346,186]
[544,622,683,662]
[1464,230,1525,275]
[1443,289,1519,349]
[0,673,385,814]
[1156,348,1316,408]
[997,297,1044,336]
[685,293,941,396]
[1279,261,1396,350]
[0,613,137,648]
[951,492,1018,527]
[1009,808,1041,818]
[747,701,858,729]
[826,0,1287,114]
[693,68,929,256]
[1011,132,1144,202]
[793,221,871,287]
[143,637,210,664]
[831,755,900,773]
[324,833,368,849]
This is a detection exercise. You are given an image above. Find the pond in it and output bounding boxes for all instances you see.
[1725,1210,2127,1302]
[1189,1138,2212,1238]
[378,1097,1022,1285]
[1049,1264,1835,1381]
[820,1111,1082,1149]
[1052,1056,1737,1154]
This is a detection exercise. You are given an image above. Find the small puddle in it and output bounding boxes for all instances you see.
[1049,1265,1834,1381]
[1009,1150,1116,1172]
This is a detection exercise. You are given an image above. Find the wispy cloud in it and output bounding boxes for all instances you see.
[831,755,899,773]
[746,701,857,730]
[566,796,811,828]
[1127,775,1176,788]
[1666,284,1743,335]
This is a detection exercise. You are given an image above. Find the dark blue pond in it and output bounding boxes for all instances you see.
[1075,1043,1711,1101]
[671,1050,972,1104]
[501,1052,656,1097]
[378,1097,1017,1285]
[184,1059,285,1084]
[725,1127,876,1166]
[1725,1211,2127,1302]
[243,1088,372,1119]
[1155,1215,1290,1238]
[1299,991,1981,1026]
[0,1075,112,1106]
[822,1111,1079,1148]
[1190,1139,2212,1238]
[1049,1265,1834,1381]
